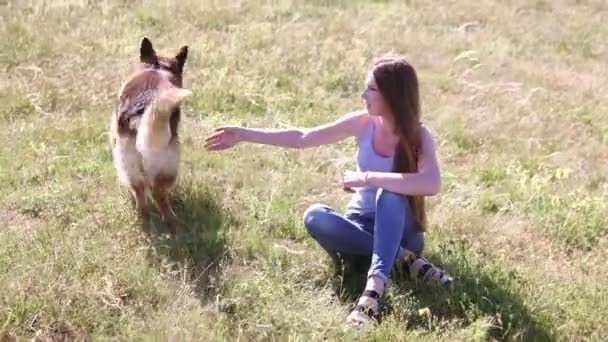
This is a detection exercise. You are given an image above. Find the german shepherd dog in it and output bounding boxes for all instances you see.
[110,37,190,232]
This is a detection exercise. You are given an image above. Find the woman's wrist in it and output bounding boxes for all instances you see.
[235,127,247,142]
[363,172,370,185]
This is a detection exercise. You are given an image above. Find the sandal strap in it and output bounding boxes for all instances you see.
[352,290,380,317]
[361,290,380,300]
[410,257,453,287]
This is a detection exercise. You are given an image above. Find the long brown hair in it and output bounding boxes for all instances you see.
[371,55,427,232]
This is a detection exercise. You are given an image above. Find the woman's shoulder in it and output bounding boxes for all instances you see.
[419,122,433,135]
[341,110,371,139]
[344,110,370,122]
[418,123,438,151]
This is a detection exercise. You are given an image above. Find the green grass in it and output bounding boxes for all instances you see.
[1,0,607,340]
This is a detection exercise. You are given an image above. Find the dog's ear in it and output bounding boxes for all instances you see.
[140,37,158,65]
[175,45,188,70]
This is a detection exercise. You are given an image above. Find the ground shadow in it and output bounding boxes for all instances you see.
[328,254,371,304]
[328,240,555,341]
[142,182,234,302]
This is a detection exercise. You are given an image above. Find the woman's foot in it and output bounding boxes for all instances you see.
[345,289,381,327]
[346,276,384,327]
[400,250,453,287]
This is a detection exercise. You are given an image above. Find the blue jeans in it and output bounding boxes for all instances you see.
[303,189,424,285]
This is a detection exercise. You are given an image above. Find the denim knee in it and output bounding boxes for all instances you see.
[303,204,333,236]
[376,189,408,210]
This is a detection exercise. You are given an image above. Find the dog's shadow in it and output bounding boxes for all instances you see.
[141,182,233,300]
[329,241,555,341]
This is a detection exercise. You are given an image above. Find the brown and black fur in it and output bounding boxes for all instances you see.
[110,37,189,232]
[113,37,187,141]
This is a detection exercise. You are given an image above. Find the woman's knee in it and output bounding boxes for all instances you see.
[303,204,334,235]
[377,189,406,205]
[376,189,411,214]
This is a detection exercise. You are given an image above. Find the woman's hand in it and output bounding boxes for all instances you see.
[204,126,243,151]
[343,171,368,191]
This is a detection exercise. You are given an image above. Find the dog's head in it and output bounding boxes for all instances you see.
[139,37,188,87]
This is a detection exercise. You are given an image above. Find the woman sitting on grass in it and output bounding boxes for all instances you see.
[204,55,452,326]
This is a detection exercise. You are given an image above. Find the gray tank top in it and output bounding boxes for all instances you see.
[347,116,394,214]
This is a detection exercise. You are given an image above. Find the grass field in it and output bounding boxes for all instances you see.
[1,0,607,340]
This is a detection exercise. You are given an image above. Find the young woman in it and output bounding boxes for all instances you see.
[204,55,451,326]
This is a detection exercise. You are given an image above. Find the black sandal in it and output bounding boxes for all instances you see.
[345,289,381,327]
[402,251,453,287]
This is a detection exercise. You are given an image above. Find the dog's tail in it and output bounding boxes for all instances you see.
[136,87,191,149]
[152,87,192,119]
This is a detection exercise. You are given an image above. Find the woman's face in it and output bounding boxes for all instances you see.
[361,71,389,118]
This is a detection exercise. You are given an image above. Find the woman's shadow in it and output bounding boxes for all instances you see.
[141,181,234,302]
[328,240,555,341]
